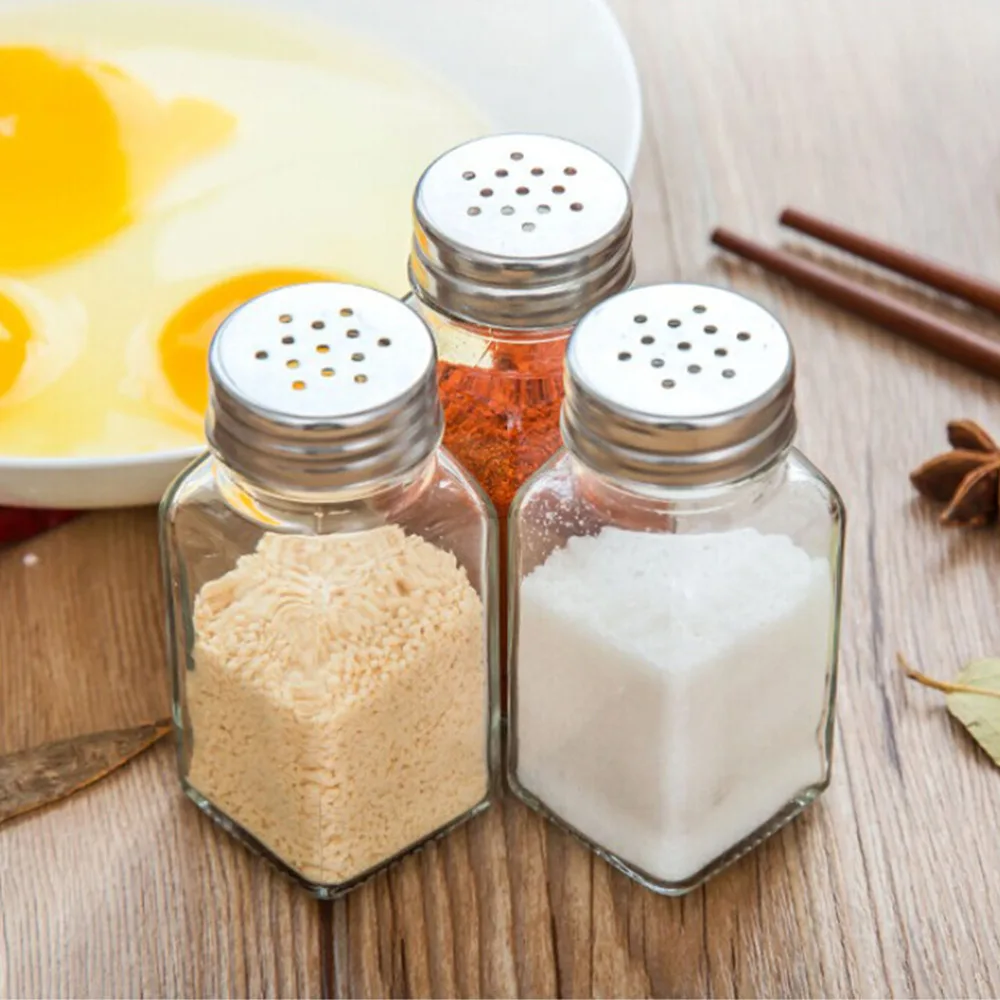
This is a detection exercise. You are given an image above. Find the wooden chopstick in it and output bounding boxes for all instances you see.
[779,208,1000,315]
[710,227,1000,380]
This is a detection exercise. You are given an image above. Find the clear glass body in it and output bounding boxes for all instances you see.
[507,448,845,895]
[406,296,570,519]
[407,296,570,693]
[161,450,498,898]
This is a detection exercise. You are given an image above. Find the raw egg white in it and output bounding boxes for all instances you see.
[0,0,490,457]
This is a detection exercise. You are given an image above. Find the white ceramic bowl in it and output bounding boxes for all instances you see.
[0,0,641,509]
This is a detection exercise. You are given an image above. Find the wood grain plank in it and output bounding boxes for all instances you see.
[9,1,1000,996]
[0,745,321,998]
[319,1,1000,995]
[634,1,1000,996]
[0,510,169,755]
[0,511,322,998]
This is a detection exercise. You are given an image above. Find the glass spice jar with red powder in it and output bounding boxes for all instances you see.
[414,315,569,517]
[406,133,635,522]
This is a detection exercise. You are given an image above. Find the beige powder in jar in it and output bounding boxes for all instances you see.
[184,524,488,886]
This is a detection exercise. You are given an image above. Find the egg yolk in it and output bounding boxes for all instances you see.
[159,270,349,414]
[0,293,30,399]
[0,46,234,271]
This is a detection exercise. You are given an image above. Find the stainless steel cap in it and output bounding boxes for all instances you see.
[207,283,442,493]
[409,133,634,330]
[563,284,797,486]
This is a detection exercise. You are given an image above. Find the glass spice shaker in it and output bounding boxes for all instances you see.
[508,284,846,895]
[407,133,634,687]
[406,132,635,519]
[160,282,497,898]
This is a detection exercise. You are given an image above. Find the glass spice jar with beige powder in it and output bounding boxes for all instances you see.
[160,282,497,897]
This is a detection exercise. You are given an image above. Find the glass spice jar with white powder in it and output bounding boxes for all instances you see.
[160,282,497,898]
[507,283,845,895]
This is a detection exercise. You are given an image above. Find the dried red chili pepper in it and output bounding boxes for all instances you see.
[0,507,77,547]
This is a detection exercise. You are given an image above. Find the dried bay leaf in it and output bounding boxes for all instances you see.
[0,719,171,826]
[946,660,1000,766]
[900,654,1000,767]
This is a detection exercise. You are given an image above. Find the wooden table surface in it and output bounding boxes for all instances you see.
[5,1,1000,996]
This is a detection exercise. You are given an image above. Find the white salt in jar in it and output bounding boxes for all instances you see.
[161,283,497,897]
[507,283,845,895]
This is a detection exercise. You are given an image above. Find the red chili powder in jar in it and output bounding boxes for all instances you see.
[437,331,569,519]
[437,329,569,683]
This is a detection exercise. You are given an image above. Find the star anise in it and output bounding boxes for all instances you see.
[911,419,1000,528]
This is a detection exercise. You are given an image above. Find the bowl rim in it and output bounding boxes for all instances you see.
[583,0,643,181]
[0,444,206,470]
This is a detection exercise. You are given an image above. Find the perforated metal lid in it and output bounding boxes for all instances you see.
[563,284,797,486]
[207,283,442,493]
[409,133,634,330]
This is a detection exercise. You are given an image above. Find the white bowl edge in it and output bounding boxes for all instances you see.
[0,0,642,509]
